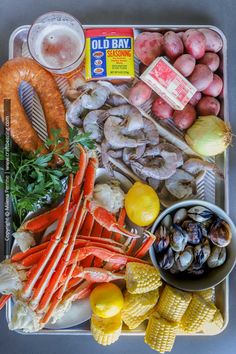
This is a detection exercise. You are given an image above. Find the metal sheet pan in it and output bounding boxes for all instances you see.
[5,24,229,336]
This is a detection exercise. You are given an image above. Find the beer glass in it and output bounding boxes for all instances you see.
[27,11,85,76]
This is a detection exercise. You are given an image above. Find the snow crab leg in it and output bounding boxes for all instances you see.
[22,174,74,299]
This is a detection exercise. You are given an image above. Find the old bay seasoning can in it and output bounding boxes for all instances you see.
[85,28,135,80]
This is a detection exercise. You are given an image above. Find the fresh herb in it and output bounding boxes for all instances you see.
[0,128,95,229]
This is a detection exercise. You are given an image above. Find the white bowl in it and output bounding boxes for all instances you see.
[150,200,236,291]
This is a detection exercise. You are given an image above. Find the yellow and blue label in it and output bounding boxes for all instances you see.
[85,28,134,80]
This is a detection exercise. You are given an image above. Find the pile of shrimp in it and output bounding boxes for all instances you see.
[65,79,223,207]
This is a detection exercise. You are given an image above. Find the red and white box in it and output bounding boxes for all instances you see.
[140,57,197,110]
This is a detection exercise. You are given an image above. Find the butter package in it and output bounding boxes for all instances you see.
[140,57,197,110]
[85,28,135,80]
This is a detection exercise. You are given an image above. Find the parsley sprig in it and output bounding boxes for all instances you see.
[0,128,95,230]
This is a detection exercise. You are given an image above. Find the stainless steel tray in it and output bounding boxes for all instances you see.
[6,24,229,336]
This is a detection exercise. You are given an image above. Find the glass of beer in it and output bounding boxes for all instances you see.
[27,11,85,76]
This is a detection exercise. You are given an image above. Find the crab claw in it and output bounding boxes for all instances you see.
[85,200,140,239]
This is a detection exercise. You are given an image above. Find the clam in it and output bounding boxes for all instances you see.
[194,238,211,266]
[161,214,172,229]
[182,221,203,245]
[169,262,180,274]
[187,266,205,276]
[154,225,170,253]
[173,208,187,224]
[207,246,227,268]
[170,224,188,252]
[156,247,175,270]
[188,206,213,223]
[209,218,232,247]
[175,246,194,272]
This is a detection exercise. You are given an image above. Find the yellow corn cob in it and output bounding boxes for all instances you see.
[145,312,178,353]
[156,285,192,322]
[121,290,159,329]
[122,305,157,330]
[123,289,159,317]
[126,262,162,294]
[91,313,122,346]
[196,288,214,302]
[180,294,217,333]
[202,309,224,334]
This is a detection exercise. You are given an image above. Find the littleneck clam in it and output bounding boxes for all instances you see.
[207,246,227,268]
[161,214,172,229]
[154,204,232,276]
[194,239,211,266]
[170,224,188,252]
[173,208,187,224]
[209,219,232,247]
[175,246,194,271]
[154,225,170,253]
[156,247,175,270]
[182,221,203,245]
[188,206,213,223]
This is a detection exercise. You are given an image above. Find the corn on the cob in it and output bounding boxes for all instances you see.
[91,313,122,346]
[122,306,155,330]
[123,289,159,317]
[145,312,178,353]
[156,285,192,322]
[126,262,162,294]
[180,294,217,333]
[202,309,224,334]
[196,288,214,302]
[121,290,159,329]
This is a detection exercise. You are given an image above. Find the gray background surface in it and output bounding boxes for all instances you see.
[0,0,236,353]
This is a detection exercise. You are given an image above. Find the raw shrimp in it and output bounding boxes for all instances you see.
[108,149,123,159]
[107,104,144,132]
[182,158,224,178]
[104,116,147,148]
[165,169,197,199]
[122,131,146,163]
[101,140,114,176]
[106,94,127,106]
[130,151,178,180]
[65,81,97,101]
[83,110,108,143]
[158,143,183,167]
[66,97,85,127]
[142,118,159,145]
[81,83,110,109]
[159,185,179,208]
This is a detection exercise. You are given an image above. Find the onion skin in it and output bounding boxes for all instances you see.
[185,115,232,156]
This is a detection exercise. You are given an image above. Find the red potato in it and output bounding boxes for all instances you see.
[152,96,174,119]
[199,28,223,53]
[173,54,196,77]
[182,29,206,59]
[189,91,202,106]
[134,32,163,66]
[163,31,184,59]
[128,81,152,106]
[188,64,213,91]
[198,52,220,72]
[173,104,197,129]
[197,96,220,116]
[177,31,184,39]
[219,86,224,99]
[202,74,223,97]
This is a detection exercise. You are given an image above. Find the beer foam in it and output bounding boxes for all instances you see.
[35,24,83,69]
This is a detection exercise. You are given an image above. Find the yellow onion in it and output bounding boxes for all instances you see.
[185,115,232,156]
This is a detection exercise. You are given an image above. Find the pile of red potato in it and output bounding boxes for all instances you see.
[129,28,223,130]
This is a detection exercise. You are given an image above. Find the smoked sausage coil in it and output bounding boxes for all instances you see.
[0,57,69,154]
